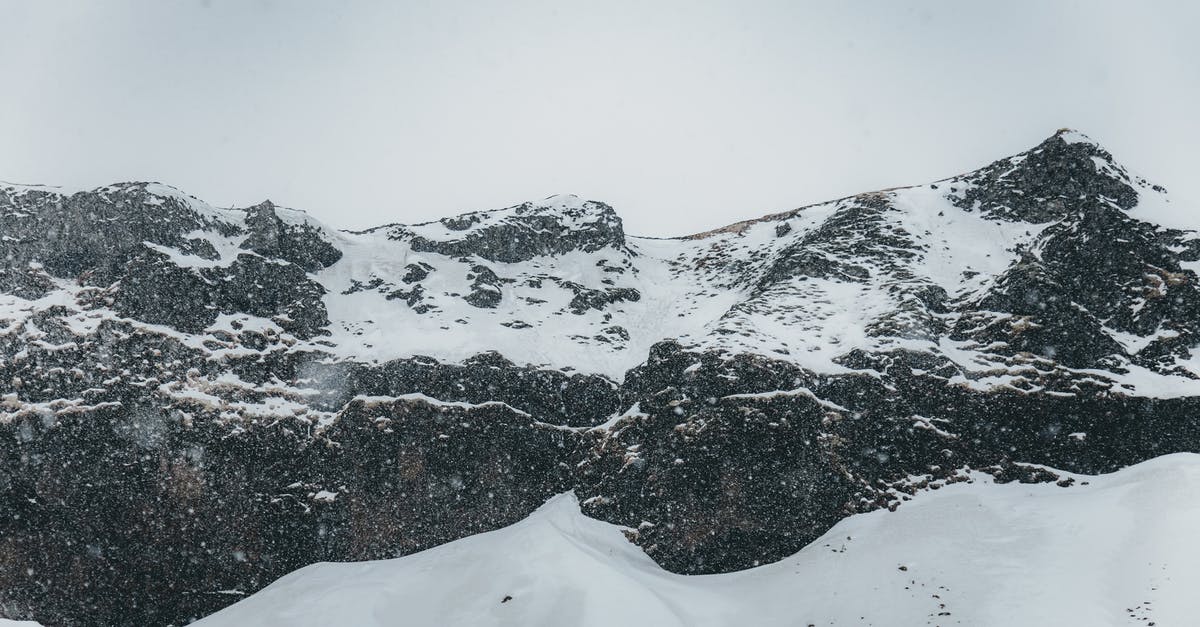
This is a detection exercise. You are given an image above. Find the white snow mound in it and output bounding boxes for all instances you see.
[195,453,1200,627]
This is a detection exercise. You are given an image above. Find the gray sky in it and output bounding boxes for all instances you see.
[2,0,1197,236]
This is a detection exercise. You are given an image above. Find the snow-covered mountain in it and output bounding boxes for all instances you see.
[196,453,1200,627]
[4,129,1200,625]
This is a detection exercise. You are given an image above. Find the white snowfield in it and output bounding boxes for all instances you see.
[196,453,1200,627]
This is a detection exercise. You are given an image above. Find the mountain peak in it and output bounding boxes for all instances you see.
[944,128,1142,222]
[535,193,590,209]
[1052,127,1100,146]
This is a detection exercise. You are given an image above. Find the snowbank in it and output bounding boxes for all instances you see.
[195,453,1200,627]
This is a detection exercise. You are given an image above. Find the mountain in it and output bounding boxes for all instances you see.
[195,453,1200,627]
[4,129,1200,625]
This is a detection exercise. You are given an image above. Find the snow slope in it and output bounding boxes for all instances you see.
[312,184,1046,379]
[196,453,1200,627]
[7,130,1200,395]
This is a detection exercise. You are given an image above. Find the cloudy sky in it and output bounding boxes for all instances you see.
[2,0,1197,236]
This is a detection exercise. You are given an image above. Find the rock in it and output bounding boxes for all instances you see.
[401,196,627,263]
[240,200,343,272]
[5,131,1200,626]
[463,264,504,309]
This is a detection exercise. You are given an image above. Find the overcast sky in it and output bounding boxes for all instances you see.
[2,1,1197,236]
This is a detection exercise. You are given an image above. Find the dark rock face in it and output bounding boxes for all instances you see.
[463,264,504,309]
[950,130,1142,222]
[400,197,627,263]
[240,201,343,272]
[566,284,641,314]
[4,132,1200,626]
[0,264,55,300]
[757,194,909,288]
[112,251,330,338]
[958,201,1200,372]
[0,183,234,283]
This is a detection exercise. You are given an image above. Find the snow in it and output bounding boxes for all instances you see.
[1126,184,1195,232]
[889,185,1046,298]
[0,180,84,196]
[1104,323,1180,355]
[681,185,1045,376]
[721,387,848,411]
[586,402,648,432]
[8,167,1200,394]
[1056,129,1097,145]
[311,490,338,503]
[314,226,738,379]
[140,182,246,224]
[1106,362,1200,398]
[195,453,1200,627]
[357,393,532,417]
[319,188,1005,379]
[6,181,1059,385]
[399,194,607,242]
[141,241,223,269]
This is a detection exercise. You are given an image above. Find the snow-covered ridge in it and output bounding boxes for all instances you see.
[388,193,617,240]
[196,453,1200,627]
[3,129,1199,392]
[0,179,332,235]
[316,129,1200,394]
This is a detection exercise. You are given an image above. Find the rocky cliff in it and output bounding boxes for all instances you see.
[3,130,1200,625]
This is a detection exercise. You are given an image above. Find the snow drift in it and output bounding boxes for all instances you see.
[196,453,1200,627]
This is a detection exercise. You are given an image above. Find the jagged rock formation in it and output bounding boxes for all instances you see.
[3,130,1200,626]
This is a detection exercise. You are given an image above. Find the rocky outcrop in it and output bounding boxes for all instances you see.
[112,251,330,338]
[0,183,233,283]
[949,129,1143,221]
[398,196,627,263]
[240,200,343,272]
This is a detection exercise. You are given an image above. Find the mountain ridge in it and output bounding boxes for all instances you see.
[3,129,1156,238]
[4,129,1200,626]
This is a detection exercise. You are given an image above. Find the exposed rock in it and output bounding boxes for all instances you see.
[4,131,1200,626]
[949,129,1141,222]
[463,264,503,309]
[401,262,433,284]
[240,200,343,272]
[399,196,627,263]
[566,284,641,314]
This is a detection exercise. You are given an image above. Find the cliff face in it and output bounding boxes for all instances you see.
[4,130,1200,626]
